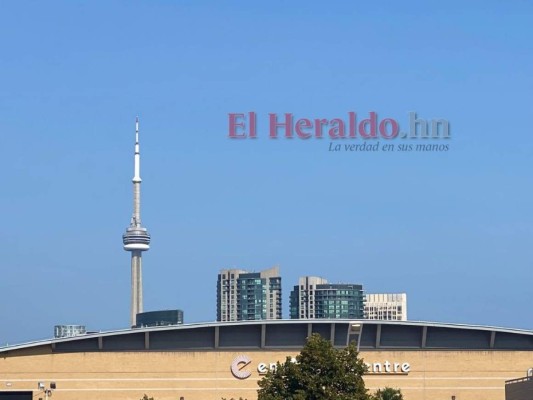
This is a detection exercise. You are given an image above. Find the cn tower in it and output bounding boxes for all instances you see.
[122,117,151,328]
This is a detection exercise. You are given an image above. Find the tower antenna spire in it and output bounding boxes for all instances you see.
[135,116,139,143]
[123,118,151,328]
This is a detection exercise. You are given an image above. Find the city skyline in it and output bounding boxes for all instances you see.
[1,1,532,346]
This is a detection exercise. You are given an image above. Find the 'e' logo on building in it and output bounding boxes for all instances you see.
[230,355,252,379]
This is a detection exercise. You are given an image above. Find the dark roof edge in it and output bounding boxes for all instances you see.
[1,319,531,353]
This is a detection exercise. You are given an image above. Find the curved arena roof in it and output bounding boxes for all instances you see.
[1,320,532,356]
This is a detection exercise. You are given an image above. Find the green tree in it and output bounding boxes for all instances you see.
[221,398,247,400]
[372,387,403,400]
[257,333,369,400]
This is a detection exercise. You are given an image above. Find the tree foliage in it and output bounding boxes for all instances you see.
[221,398,247,400]
[257,333,369,400]
[372,387,403,400]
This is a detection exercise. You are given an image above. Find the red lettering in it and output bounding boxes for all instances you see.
[328,118,345,139]
[379,118,399,139]
[358,112,377,138]
[228,113,247,138]
[296,118,312,139]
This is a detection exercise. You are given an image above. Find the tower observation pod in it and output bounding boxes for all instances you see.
[122,117,151,328]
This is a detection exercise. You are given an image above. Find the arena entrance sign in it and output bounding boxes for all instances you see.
[230,355,410,379]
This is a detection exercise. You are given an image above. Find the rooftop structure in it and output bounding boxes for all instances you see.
[134,310,184,328]
[5,320,533,354]
[53,325,86,339]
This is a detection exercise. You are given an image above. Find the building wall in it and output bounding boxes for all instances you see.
[217,268,247,321]
[290,276,365,319]
[365,293,407,321]
[290,276,328,318]
[217,267,282,322]
[1,347,530,400]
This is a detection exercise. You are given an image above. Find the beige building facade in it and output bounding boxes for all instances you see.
[365,293,407,321]
[1,320,531,400]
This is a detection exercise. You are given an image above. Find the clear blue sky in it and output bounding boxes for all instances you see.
[1,1,532,344]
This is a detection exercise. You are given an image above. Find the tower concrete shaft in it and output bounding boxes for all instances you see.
[131,250,143,322]
[123,118,150,328]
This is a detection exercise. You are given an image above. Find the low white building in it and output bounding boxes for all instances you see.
[365,293,407,321]
[54,325,86,338]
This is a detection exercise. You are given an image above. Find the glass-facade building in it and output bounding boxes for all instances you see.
[217,266,282,321]
[290,276,365,319]
[134,309,184,328]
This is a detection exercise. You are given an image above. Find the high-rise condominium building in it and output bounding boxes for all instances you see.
[217,266,282,321]
[364,293,407,321]
[289,276,365,319]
